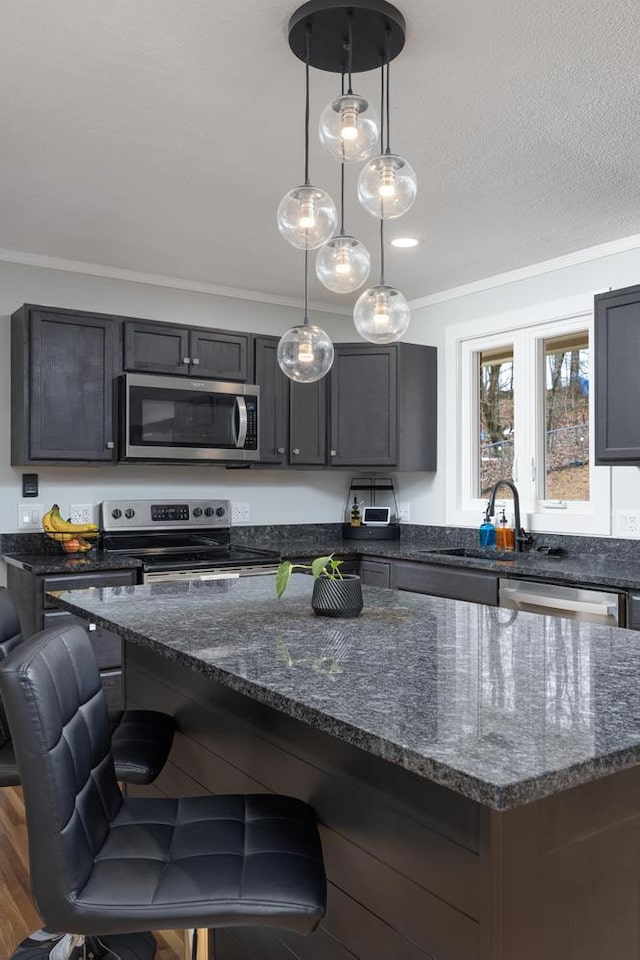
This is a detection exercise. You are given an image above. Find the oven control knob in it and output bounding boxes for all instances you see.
[125,508,135,519]
[111,509,122,519]
[215,506,225,517]
[204,507,214,517]
[193,507,203,517]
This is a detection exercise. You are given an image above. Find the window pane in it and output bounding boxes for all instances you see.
[478,347,514,499]
[543,332,589,501]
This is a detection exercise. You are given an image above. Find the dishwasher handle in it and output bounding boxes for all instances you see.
[502,587,616,618]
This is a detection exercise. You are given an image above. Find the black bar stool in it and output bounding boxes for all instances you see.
[0,623,326,960]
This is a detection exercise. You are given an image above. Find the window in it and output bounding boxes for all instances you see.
[445,295,611,536]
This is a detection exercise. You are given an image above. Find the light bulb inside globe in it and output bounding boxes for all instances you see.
[319,94,379,164]
[353,284,410,344]
[277,323,335,382]
[357,154,417,219]
[277,185,337,249]
[315,235,371,294]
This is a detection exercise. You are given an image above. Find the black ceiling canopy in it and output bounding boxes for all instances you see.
[288,0,406,74]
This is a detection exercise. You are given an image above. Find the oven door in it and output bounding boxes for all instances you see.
[121,373,259,461]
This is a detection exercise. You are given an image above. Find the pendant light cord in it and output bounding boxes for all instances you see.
[385,28,391,154]
[340,69,345,234]
[380,219,385,286]
[304,25,311,185]
[347,13,353,95]
[379,55,386,283]
[303,248,309,325]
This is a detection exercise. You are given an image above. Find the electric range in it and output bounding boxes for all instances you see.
[100,499,280,583]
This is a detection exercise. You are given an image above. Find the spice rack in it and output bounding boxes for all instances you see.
[342,477,401,541]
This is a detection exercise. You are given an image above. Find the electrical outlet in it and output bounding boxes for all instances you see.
[17,503,43,529]
[615,510,640,538]
[397,502,410,522]
[232,502,250,524]
[69,503,94,525]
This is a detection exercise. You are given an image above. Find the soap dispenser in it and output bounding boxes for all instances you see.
[495,508,515,550]
[479,505,496,547]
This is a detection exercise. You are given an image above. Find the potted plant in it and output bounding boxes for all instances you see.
[275,554,363,619]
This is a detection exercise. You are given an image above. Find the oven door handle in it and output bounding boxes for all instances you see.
[234,396,248,449]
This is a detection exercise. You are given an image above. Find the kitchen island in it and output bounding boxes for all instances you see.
[51,577,640,960]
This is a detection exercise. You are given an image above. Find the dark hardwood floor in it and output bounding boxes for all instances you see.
[0,786,183,959]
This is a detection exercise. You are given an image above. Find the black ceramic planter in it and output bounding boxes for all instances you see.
[311,574,363,619]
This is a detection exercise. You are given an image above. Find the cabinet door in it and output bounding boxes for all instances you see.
[360,559,391,588]
[29,311,117,461]
[190,330,250,381]
[595,285,640,463]
[124,320,191,375]
[254,337,289,463]
[330,346,397,466]
[290,379,327,465]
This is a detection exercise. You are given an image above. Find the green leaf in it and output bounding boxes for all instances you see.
[275,560,294,598]
[330,558,344,579]
[311,555,332,579]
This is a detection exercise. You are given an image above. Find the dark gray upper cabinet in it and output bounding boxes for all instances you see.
[595,284,640,464]
[290,378,327,465]
[124,320,250,381]
[254,336,289,464]
[329,342,437,470]
[254,337,328,466]
[11,305,119,464]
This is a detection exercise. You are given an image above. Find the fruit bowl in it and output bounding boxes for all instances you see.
[45,530,101,554]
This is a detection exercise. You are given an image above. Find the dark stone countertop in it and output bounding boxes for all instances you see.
[51,576,640,810]
[1,551,143,574]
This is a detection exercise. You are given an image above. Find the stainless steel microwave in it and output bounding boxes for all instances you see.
[120,373,259,462]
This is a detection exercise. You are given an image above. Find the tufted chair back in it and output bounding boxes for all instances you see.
[0,587,24,748]
[0,623,123,927]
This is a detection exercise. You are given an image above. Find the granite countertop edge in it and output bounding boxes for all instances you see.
[51,589,640,811]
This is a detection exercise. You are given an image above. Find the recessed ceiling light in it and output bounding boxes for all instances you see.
[390,237,420,248]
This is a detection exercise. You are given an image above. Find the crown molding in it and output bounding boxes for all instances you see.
[408,233,640,310]
[0,247,352,317]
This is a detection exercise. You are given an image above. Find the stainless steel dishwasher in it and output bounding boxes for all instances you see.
[499,579,625,627]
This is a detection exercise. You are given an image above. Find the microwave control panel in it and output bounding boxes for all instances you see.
[245,398,258,449]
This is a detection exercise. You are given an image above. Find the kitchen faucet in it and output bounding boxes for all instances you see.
[486,480,533,553]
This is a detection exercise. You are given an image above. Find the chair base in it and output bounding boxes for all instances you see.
[11,931,156,960]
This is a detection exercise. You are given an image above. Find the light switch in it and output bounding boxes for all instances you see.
[17,504,43,529]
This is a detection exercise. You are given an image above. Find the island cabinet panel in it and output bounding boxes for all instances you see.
[359,558,392,587]
[125,643,482,960]
[329,343,437,471]
[124,320,250,380]
[11,305,119,464]
[595,284,640,463]
[393,561,499,606]
[479,764,640,960]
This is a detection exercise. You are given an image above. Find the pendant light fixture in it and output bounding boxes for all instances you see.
[278,250,335,382]
[354,54,410,343]
[357,29,416,220]
[277,27,337,250]
[316,69,371,294]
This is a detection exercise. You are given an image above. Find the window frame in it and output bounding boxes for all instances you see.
[445,293,611,536]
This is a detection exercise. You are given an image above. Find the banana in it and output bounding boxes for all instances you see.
[42,508,74,541]
[47,504,99,535]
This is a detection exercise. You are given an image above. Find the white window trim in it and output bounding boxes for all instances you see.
[445,293,611,536]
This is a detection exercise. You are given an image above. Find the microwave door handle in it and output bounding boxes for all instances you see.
[234,396,248,448]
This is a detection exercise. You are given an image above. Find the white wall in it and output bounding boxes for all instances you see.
[0,260,355,532]
[400,243,640,530]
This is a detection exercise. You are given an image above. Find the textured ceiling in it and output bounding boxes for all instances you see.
[1,0,639,308]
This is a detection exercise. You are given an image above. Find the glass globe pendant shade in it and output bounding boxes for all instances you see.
[357,153,417,219]
[353,284,410,344]
[319,94,379,164]
[315,235,371,293]
[277,185,337,249]
[277,323,335,382]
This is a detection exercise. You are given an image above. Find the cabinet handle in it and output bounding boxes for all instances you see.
[292,448,300,455]
[330,449,337,457]
[88,622,97,632]
[192,357,200,365]
[182,357,191,364]
[277,447,286,454]
[106,441,115,450]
